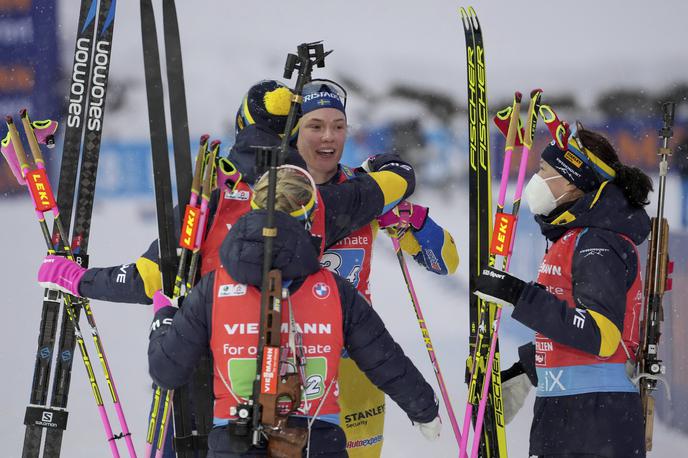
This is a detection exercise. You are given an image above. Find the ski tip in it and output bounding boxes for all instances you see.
[5,115,13,124]
[514,92,523,102]
[210,139,221,150]
[469,7,481,31]
[531,88,543,97]
[200,134,210,145]
[19,108,28,119]
[459,6,468,17]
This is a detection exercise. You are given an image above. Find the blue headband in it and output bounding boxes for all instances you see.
[301,82,346,116]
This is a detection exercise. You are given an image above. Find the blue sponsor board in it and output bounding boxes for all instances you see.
[0,0,59,194]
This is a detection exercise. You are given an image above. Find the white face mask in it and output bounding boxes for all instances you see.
[523,174,569,216]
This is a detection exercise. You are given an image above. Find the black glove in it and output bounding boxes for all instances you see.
[474,266,526,308]
[360,153,413,173]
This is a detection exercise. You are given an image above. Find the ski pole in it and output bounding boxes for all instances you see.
[4,114,122,457]
[148,139,218,457]
[466,90,541,458]
[389,233,462,445]
[185,140,219,292]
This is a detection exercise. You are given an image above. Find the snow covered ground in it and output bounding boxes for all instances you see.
[2,186,688,457]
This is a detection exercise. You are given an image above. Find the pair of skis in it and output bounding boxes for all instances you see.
[5,0,128,456]
[461,6,506,458]
[140,1,214,456]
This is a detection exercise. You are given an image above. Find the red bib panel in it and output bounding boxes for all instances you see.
[210,268,343,421]
[201,182,252,276]
[321,167,375,300]
[534,228,642,369]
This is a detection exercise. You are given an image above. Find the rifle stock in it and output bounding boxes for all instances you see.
[638,101,675,452]
[640,217,669,451]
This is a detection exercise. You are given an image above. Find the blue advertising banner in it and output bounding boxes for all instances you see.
[0,0,59,195]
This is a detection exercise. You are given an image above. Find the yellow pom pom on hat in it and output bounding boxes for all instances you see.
[235,80,299,138]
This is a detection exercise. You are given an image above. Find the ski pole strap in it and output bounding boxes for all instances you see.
[539,104,570,150]
[493,105,524,147]
[217,157,242,190]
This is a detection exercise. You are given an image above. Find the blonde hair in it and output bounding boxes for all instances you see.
[252,166,316,215]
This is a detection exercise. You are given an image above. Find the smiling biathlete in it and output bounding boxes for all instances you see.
[37,80,417,307]
[294,79,459,457]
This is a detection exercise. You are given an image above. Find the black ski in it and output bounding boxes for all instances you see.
[43,2,119,456]
[162,2,214,451]
[22,1,100,456]
[140,0,196,456]
[163,0,192,217]
[461,6,506,458]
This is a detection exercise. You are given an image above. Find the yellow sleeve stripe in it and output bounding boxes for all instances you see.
[399,230,421,255]
[368,170,408,213]
[588,309,621,357]
[136,257,163,300]
[441,231,459,274]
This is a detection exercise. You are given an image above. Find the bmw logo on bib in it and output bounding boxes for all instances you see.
[313,282,330,299]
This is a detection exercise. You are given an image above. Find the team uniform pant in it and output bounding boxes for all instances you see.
[338,357,386,458]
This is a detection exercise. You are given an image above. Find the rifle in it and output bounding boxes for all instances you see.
[228,42,331,458]
[638,101,675,451]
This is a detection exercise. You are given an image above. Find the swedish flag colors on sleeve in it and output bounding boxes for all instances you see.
[136,256,163,299]
[400,216,459,275]
[368,170,409,215]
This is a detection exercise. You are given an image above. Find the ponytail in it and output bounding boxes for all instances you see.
[577,128,653,208]
[611,162,653,208]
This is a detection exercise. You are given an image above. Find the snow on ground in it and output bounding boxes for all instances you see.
[2,186,688,457]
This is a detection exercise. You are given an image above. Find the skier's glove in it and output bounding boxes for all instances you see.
[152,290,179,313]
[150,290,178,337]
[501,361,533,424]
[358,153,413,174]
[37,255,87,297]
[414,416,442,441]
[377,201,428,238]
[474,266,526,308]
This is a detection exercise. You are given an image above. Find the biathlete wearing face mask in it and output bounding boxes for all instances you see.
[295,80,459,457]
[474,125,652,458]
[37,80,418,307]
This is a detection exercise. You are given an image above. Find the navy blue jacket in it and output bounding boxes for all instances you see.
[78,126,415,304]
[148,210,438,424]
[514,183,649,457]
[513,183,650,360]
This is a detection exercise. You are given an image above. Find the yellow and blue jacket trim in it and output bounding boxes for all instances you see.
[342,164,458,275]
[398,218,458,275]
[136,255,163,299]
